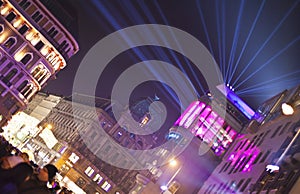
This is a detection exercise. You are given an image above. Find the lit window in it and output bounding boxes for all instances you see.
[68,153,79,164]
[93,174,103,184]
[101,181,111,192]
[84,166,94,177]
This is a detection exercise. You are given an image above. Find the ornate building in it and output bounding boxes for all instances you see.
[28,94,166,193]
[0,0,79,127]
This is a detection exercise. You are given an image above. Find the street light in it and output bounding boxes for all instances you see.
[159,157,183,194]
[281,99,300,116]
[281,103,294,115]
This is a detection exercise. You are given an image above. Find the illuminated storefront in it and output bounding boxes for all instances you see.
[175,100,237,156]
[2,112,40,148]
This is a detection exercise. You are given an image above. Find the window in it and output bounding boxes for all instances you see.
[6,12,16,22]
[19,0,31,9]
[0,24,3,33]
[219,162,228,173]
[48,27,58,37]
[279,122,291,136]
[0,84,5,95]
[18,24,29,35]
[21,84,32,98]
[3,97,14,109]
[84,166,94,177]
[10,105,19,115]
[32,11,43,22]
[260,150,271,163]
[20,53,32,65]
[3,68,18,85]
[240,178,251,192]
[93,174,103,184]
[101,181,111,191]
[236,179,245,190]
[271,125,282,138]
[253,152,262,164]
[4,37,16,49]
[35,41,44,50]
[224,161,231,172]
[75,177,86,187]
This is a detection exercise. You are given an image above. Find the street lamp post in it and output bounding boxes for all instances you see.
[276,127,300,165]
[159,157,184,194]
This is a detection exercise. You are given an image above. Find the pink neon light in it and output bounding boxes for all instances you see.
[177,101,199,126]
[175,101,199,125]
[183,103,205,128]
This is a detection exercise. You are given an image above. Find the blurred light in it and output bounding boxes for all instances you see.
[160,185,168,191]
[13,18,22,28]
[14,52,24,62]
[46,124,52,130]
[1,7,9,15]
[266,164,279,173]
[169,159,177,167]
[281,103,294,115]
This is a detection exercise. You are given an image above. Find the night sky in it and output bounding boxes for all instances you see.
[43,0,300,124]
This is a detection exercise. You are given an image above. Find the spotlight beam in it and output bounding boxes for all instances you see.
[237,70,300,93]
[221,1,227,83]
[230,0,266,85]
[237,76,300,95]
[236,35,300,89]
[153,1,206,95]
[226,0,245,83]
[215,1,224,81]
[196,1,215,57]
[233,0,299,89]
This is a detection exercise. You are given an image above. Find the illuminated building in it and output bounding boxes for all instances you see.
[2,92,61,150]
[23,94,166,194]
[0,0,79,127]
[198,85,300,194]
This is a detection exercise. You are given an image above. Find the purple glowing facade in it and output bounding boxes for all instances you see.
[226,135,260,173]
[217,84,255,119]
[175,100,237,156]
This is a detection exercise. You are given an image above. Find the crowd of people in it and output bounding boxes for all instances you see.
[0,136,74,194]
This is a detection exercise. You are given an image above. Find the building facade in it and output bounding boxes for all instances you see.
[198,85,300,194]
[0,0,79,127]
[25,94,168,194]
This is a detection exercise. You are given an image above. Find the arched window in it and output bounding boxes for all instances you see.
[17,80,28,92]
[22,83,33,98]
[37,71,49,84]
[5,68,18,81]
[31,65,41,78]
[3,37,17,49]
[0,24,4,33]
[20,53,32,65]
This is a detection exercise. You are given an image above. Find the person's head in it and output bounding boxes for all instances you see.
[9,163,33,185]
[19,152,29,162]
[37,164,58,182]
